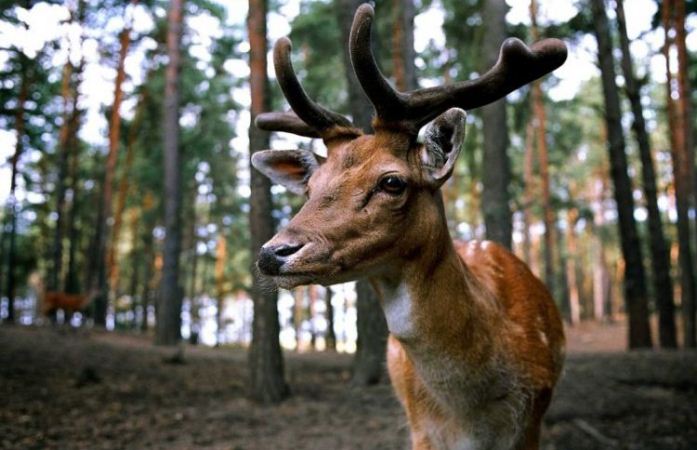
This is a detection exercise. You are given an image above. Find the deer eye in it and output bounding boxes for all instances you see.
[378,175,407,195]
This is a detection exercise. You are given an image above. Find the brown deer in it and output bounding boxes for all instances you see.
[41,289,97,321]
[251,5,566,449]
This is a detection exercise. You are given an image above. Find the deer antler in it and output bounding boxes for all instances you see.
[349,4,567,133]
[255,37,361,140]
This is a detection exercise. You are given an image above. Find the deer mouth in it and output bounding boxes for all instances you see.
[257,241,339,288]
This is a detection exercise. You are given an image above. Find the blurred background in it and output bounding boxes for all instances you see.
[1,0,697,448]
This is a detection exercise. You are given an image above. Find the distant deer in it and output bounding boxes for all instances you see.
[251,5,566,449]
[41,288,97,323]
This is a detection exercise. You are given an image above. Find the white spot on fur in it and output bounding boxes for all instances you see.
[539,330,549,346]
[381,282,415,339]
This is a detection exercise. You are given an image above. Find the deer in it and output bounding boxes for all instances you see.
[251,4,566,449]
[41,289,97,323]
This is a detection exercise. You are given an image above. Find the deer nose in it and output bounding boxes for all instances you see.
[257,243,305,275]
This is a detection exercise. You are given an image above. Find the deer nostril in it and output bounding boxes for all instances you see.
[274,243,304,257]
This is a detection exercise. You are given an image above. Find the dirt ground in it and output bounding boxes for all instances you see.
[1,324,696,450]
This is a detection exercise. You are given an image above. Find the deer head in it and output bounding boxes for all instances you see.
[252,4,566,289]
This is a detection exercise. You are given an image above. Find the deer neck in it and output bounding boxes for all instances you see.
[371,215,501,365]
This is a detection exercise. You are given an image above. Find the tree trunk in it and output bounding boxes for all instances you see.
[480,0,512,249]
[590,0,652,348]
[140,229,154,332]
[92,13,133,326]
[309,285,318,350]
[522,119,535,267]
[127,209,141,328]
[3,51,28,323]
[51,60,74,292]
[108,91,147,292]
[247,0,289,404]
[616,0,676,347]
[215,232,227,346]
[592,176,611,321]
[324,286,336,351]
[64,64,85,294]
[336,0,389,385]
[187,191,200,339]
[294,287,304,351]
[565,206,581,325]
[663,0,697,348]
[155,0,184,346]
[391,0,417,92]
[674,0,696,348]
[529,0,556,293]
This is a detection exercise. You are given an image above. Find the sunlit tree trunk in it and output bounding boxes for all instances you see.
[92,6,134,326]
[480,0,512,248]
[247,0,289,403]
[591,0,652,348]
[336,0,388,386]
[155,0,184,346]
[108,91,147,293]
[51,60,74,293]
[616,0,676,347]
[674,0,696,348]
[529,0,555,293]
[663,0,696,348]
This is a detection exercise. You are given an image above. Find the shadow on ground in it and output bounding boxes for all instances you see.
[1,326,696,449]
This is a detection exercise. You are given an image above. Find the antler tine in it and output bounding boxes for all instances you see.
[272,37,354,135]
[349,4,568,132]
[255,111,321,138]
[349,4,406,125]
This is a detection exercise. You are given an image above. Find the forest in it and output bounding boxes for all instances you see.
[1,0,697,449]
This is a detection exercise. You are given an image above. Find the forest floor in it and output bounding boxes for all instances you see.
[1,322,696,450]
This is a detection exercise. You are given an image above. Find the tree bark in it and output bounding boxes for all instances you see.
[522,119,535,267]
[92,9,134,326]
[480,0,512,249]
[565,206,581,325]
[140,227,154,332]
[247,0,289,404]
[663,0,696,348]
[336,0,389,385]
[51,60,74,293]
[108,91,147,293]
[592,176,611,321]
[391,0,417,92]
[529,0,556,293]
[155,0,184,346]
[127,208,141,328]
[616,0,676,347]
[324,286,336,351]
[64,53,85,294]
[294,287,304,351]
[591,0,652,348]
[3,51,28,324]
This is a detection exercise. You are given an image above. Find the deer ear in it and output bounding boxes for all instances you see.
[420,108,467,188]
[251,149,320,195]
